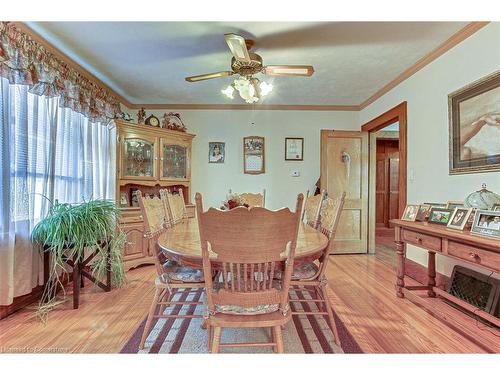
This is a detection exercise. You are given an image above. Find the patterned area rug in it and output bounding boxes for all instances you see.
[121,288,363,354]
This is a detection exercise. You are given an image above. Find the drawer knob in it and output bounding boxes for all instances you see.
[468,252,478,259]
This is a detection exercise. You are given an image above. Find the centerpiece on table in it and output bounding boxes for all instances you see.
[220,193,250,210]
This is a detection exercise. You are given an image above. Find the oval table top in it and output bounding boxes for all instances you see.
[158,218,329,268]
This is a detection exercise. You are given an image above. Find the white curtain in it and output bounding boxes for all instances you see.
[0,78,116,306]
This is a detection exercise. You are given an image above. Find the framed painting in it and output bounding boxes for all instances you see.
[243,136,265,174]
[208,142,225,163]
[285,137,304,161]
[448,71,500,175]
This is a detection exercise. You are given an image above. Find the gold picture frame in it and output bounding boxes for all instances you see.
[448,70,500,175]
[445,200,464,210]
[243,136,265,174]
[401,204,420,221]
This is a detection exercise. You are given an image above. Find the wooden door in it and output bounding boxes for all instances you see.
[375,139,399,228]
[321,130,369,254]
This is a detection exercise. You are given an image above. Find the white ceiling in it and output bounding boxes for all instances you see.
[27,22,469,106]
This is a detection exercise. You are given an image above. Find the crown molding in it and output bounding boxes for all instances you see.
[358,21,490,110]
[13,22,134,108]
[14,21,489,113]
[125,103,360,111]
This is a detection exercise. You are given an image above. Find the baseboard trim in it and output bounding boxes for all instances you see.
[405,258,450,290]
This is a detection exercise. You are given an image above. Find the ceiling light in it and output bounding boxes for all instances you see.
[259,82,273,96]
[223,76,272,103]
[221,85,234,99]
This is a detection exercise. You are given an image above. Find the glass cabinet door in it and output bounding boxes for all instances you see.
[161,142,188,179]
[122,137,156,179]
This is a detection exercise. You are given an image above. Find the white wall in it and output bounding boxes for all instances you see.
[122,108,359,210]
[360,22,500,276]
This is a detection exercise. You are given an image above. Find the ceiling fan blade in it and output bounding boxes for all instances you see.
[224,33,251,63]
[185,71,234,82]
[263,65,315,77]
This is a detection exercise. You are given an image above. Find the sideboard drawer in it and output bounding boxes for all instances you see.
[448,241,499,271]
[402,229,441,252]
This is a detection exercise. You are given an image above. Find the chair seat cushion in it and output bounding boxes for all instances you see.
[211,279,281,315]
[214,303,279,315]
[161,260,204,283]
[275,262,319,280]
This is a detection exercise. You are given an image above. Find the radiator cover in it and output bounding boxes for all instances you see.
[448,265,500,318]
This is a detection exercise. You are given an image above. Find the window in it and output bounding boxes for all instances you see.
[0,78,116,230]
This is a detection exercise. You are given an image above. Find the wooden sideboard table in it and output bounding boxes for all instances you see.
[391,219,500,337]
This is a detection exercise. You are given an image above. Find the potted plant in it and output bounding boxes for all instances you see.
[31,198,126,322]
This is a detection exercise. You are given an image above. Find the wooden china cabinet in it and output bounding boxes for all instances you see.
[114,119,195,271]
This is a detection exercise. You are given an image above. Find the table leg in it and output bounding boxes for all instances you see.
[73,255,80,309]
[427,251,436,297]
[396,240,405,298]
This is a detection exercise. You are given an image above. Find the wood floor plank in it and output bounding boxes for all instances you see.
[0,246,495,353]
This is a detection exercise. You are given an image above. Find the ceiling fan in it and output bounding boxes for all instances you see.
[185,33,314,103]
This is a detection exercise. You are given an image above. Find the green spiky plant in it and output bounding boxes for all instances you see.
[31,198,127,323]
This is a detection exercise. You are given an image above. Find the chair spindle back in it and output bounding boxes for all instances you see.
[196,192,303,314]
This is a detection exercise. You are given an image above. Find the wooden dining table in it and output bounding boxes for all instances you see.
[158,218,329,268]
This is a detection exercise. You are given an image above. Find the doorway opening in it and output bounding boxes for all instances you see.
[361,102,407,264]
[373,125,400,264]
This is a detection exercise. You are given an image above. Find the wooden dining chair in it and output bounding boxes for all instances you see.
[159,188,173,227]
[301,189,326,229]
[287,192,346,346]
[196,192,303,353]
[165,188,188,225]
[137,191,205,350]
[229,188,266,208]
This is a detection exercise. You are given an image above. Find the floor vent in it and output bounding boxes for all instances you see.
[448,265,499,319]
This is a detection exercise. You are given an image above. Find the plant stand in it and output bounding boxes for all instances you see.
[65,242,112,309]
[43,241,112,309]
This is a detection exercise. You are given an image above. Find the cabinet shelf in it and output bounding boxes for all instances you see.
[115,119,195,270]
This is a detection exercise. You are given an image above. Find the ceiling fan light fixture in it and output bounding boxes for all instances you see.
[259,81,273,96]
[221,85,235,99]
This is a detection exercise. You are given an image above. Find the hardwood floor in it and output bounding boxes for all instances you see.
[0,243,496,353]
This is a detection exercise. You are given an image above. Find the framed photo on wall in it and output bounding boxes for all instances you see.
[285,137,304,161]
[243,136,265,174]
[208,142,225,163]
[448,71,500,175]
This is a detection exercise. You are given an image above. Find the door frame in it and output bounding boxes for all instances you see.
[361,102,407,253]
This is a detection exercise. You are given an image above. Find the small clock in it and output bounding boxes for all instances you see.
[145,115,160,127]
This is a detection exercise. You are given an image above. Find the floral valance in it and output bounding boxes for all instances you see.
[0,22,121,123]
